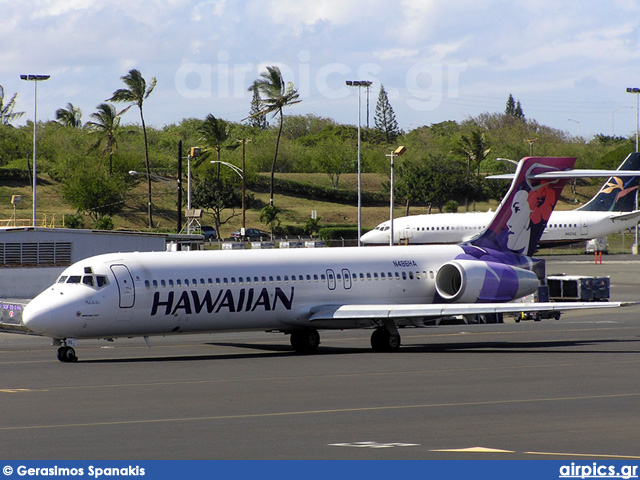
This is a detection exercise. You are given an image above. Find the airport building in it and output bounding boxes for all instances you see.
[0,227,202,300]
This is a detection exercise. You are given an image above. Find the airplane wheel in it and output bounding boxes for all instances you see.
[290,329,320,354]
[57,346,78,363]
[370,328,401,352]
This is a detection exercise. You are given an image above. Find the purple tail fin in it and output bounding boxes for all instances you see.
[470,157,576,257]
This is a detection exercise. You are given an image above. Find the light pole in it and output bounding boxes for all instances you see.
[627,87,640,152]
[210,160,245,236]
[386,146,406,246]
[186,147,201,233]
[346,80,372,246]
[626,87,640,253]
[524,138,537,156]
[20,74,50,227]
[236,139,251,233]
[567,119,580,136]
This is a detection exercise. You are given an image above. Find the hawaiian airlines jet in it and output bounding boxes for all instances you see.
[22,157,631,362]
[362,153,640,246]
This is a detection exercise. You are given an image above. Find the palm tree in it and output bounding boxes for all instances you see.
[248,66,301,206]
[453,129,491,176]
[199,114,230,167]
[55,103,82,128]
[108,69,157,228]
[85,103,122,175]
[0,85,24,125]
[452,129,491,211]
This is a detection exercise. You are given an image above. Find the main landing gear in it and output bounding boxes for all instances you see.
[290,329,321,354]
[370,327,401,352]
[289,324,401,354]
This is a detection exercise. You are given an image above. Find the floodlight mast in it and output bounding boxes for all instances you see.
[20,74,50,227]
[346,80,373,246]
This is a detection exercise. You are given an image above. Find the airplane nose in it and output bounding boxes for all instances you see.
[22,300,51,335]
[361,230,385,244]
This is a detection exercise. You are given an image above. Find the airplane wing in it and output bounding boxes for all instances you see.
[309,301,635,322]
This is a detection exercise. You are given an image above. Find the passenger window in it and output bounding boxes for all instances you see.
[152,280,158,288]
[161,279,166,288]
[168,279,174,287]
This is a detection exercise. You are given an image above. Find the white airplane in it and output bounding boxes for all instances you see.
[22,157,633,362]
[362,153,640,247]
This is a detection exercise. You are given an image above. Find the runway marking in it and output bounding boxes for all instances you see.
[0,388,34,394]
[525,451,640,460]
[430,447,640,459]
[431,446,514,453]
[329,442,419,449]
[1,391,639,432]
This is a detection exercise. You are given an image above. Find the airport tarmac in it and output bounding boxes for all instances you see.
[1,254,639,460]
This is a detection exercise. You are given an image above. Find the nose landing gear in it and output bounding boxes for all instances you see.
[57,346,77,362]
[54,339,78,362]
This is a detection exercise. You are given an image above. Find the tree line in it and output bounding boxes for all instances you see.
[0,73,634,236]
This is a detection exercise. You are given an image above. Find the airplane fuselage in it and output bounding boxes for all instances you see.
[362,210,640,246]
[24,245,471,340]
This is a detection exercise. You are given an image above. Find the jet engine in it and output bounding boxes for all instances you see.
[435,259,539,303]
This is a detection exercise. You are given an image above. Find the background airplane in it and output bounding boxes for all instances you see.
[362,153,640,247]
[21,157,632,362]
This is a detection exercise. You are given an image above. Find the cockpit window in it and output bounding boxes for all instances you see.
[62,274,109,289]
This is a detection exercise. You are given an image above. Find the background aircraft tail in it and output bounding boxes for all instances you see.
[469,156,576,257]
[576,152,640,212]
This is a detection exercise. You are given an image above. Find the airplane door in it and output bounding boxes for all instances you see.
[326,269,336,290]
[342,268,352,290]
[110,264,135,308]
[581,217,588,236]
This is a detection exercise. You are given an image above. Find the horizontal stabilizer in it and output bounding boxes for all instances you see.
[488,170,640,180]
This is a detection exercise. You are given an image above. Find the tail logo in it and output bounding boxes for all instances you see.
[506,182,557,254]
[602,176,638,203]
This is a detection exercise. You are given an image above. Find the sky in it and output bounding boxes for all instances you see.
[2,0,640,139]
